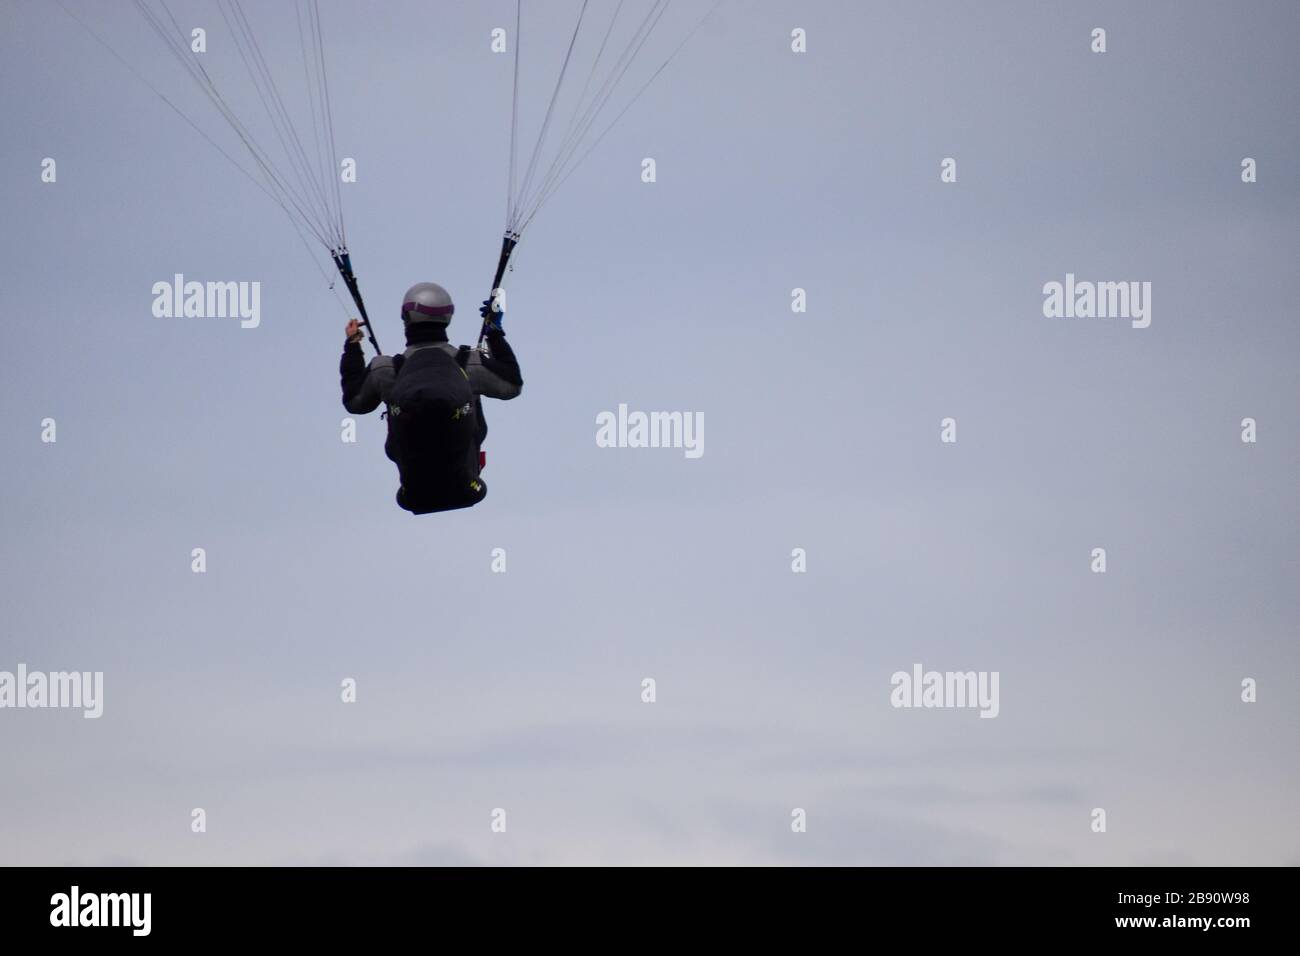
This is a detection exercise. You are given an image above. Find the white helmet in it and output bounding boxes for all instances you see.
[401,282,454,325]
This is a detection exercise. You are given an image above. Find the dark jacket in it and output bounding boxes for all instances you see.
[340,325,522,414]
[340,324,523,514]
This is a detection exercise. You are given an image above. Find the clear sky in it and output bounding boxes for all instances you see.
[0,0,1296,865]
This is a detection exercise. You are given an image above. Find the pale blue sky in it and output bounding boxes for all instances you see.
[0,0,1296,865]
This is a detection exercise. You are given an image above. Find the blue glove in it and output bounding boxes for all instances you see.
[480,298,504,332]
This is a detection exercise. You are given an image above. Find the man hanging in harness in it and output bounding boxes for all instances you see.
[339,282,523,514]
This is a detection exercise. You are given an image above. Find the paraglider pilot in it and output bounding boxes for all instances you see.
[340,283,522,514]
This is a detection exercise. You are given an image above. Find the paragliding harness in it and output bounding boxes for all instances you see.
[384,346,486,515]
[380,233,517,515]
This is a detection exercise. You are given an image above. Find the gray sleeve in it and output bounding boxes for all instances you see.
[344,355,396,414]
[462,347,522,401]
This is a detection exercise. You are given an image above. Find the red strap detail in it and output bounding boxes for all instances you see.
[479,450,486,470]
